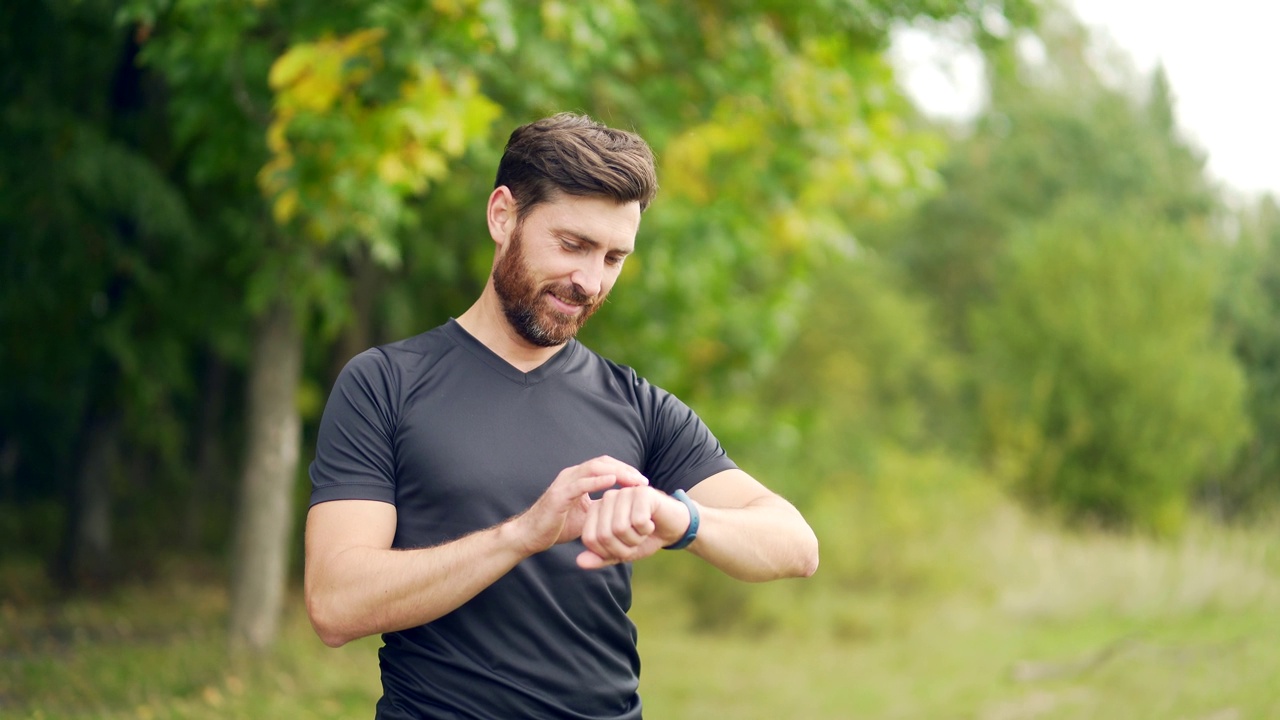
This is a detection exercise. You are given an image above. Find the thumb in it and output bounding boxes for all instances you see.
[576,548,612,570]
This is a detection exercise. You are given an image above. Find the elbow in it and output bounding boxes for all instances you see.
[796,531,819,578]
[306,589,355,648]
[748,528,818,581]
[799,551,819,579]
[314,625,351,649]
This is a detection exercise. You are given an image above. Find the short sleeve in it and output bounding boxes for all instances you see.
[309,348,399,506]
[638,378,737,494]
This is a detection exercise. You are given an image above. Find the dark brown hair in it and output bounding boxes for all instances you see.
[495,113,658,222]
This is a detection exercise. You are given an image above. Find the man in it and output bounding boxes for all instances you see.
[305,113,818,719]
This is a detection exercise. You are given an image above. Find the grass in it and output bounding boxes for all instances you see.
[4,505,1280,719]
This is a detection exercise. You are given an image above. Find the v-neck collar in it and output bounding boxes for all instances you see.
[443,318,576,386]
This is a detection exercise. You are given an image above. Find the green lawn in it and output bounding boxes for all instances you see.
[5,512,1279,719]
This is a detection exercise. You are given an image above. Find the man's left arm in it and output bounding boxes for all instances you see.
[683,469,818,581]
[577,468,818,581]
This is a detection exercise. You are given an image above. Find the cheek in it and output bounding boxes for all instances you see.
[599,270,622,296]
[540,254,581,279]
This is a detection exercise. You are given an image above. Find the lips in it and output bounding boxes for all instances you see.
[546,291,585,315]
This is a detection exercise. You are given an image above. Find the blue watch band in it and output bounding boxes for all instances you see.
[663,489,700,550]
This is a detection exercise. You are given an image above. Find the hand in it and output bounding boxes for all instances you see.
[576,486,692,569]
[510,456,649,557]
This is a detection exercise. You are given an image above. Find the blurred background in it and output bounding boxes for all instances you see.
[3,1,1278,717]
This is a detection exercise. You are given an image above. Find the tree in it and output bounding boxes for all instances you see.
[875,8,1246,531]
[118,0,505,650]
[1214,196,1280,515]
[972,199,1246,532]
[890,11,1215,348]
[0,0,205,587]
[2,0,1038,650]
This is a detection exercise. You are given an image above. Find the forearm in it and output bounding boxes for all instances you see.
[306,519,529,647]
[686,496,819,582]
[305,460,644,647]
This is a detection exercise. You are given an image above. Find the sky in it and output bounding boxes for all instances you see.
[891,0,1280,199]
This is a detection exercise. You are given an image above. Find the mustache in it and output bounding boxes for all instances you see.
[548,283,595,306]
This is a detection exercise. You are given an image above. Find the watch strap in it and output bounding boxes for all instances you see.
[662,489,700,550]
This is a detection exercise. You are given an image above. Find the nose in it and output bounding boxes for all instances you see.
[570,258,605,298]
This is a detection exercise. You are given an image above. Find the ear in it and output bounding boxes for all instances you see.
[487,186,518,249]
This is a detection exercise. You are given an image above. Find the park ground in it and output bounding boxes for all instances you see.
[4,503,1279,719]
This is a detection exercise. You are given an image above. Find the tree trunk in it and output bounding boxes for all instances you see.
[228,298,302,652]
[55,410,120,592]
[328,249,381,388]
[185,354,229,551]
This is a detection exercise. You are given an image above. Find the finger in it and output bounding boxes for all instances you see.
[577,536,666,570]
[588,490,648,561]
[606,490,651,547]
[582,491,631,562]
[568,473,619,498]
[553,493,597,545]
[629,491,657,537]
[526,474,613,549]
[580,491,610,559]
[611,472,648,488]
[581,456,649,487]
[576,548,614,570]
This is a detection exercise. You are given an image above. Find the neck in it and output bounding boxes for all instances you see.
[455,282,566,373]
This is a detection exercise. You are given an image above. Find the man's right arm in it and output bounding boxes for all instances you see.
[304,456,649,647]
[305,499,527,647]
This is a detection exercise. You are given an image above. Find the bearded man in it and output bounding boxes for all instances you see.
[304,113,819,719]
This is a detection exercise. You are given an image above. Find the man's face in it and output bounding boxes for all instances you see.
[492,194,640,348]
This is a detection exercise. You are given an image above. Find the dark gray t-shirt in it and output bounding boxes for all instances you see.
[309,320,736,719]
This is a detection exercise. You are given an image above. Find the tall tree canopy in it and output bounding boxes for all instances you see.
[3,0,1038,649]
[880,9,1246,531]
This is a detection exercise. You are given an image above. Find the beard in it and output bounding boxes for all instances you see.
[492,227,607,347]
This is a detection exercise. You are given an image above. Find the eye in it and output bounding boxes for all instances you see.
[605,254,626,267]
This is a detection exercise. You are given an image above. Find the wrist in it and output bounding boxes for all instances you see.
[662,489,700,550]
[500,513,546,559]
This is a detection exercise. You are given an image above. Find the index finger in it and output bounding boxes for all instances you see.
[568,473,621,498]
[579,456,648,488]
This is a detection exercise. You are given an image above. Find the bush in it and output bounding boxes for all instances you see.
[973,198,1247,533]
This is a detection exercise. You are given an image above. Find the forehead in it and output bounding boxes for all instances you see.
[526,193,641,250]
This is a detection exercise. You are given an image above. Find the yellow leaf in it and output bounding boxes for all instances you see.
[286,53,343,112]
[257,154,292,195]
[431,0,469,18]
[339,27,387,55]
[376,152,409,185]
[273,189,299,224]
[769,209,808,254]
[266,117,290,154]
[268,45,315,90]
[411,147,448,180]
[663,130,712,203]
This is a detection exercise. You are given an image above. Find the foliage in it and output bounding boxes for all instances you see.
[10,0,1274,674]
[272,0,1039,398]
[889,15,1216,348]
[0,0,1045,647]
[874,11,1248,531]
[0,0,212,563]
[260,27,501,267]
[972,199,1247,532]
[112,0,1036,406]
[1214,196,1280,514]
